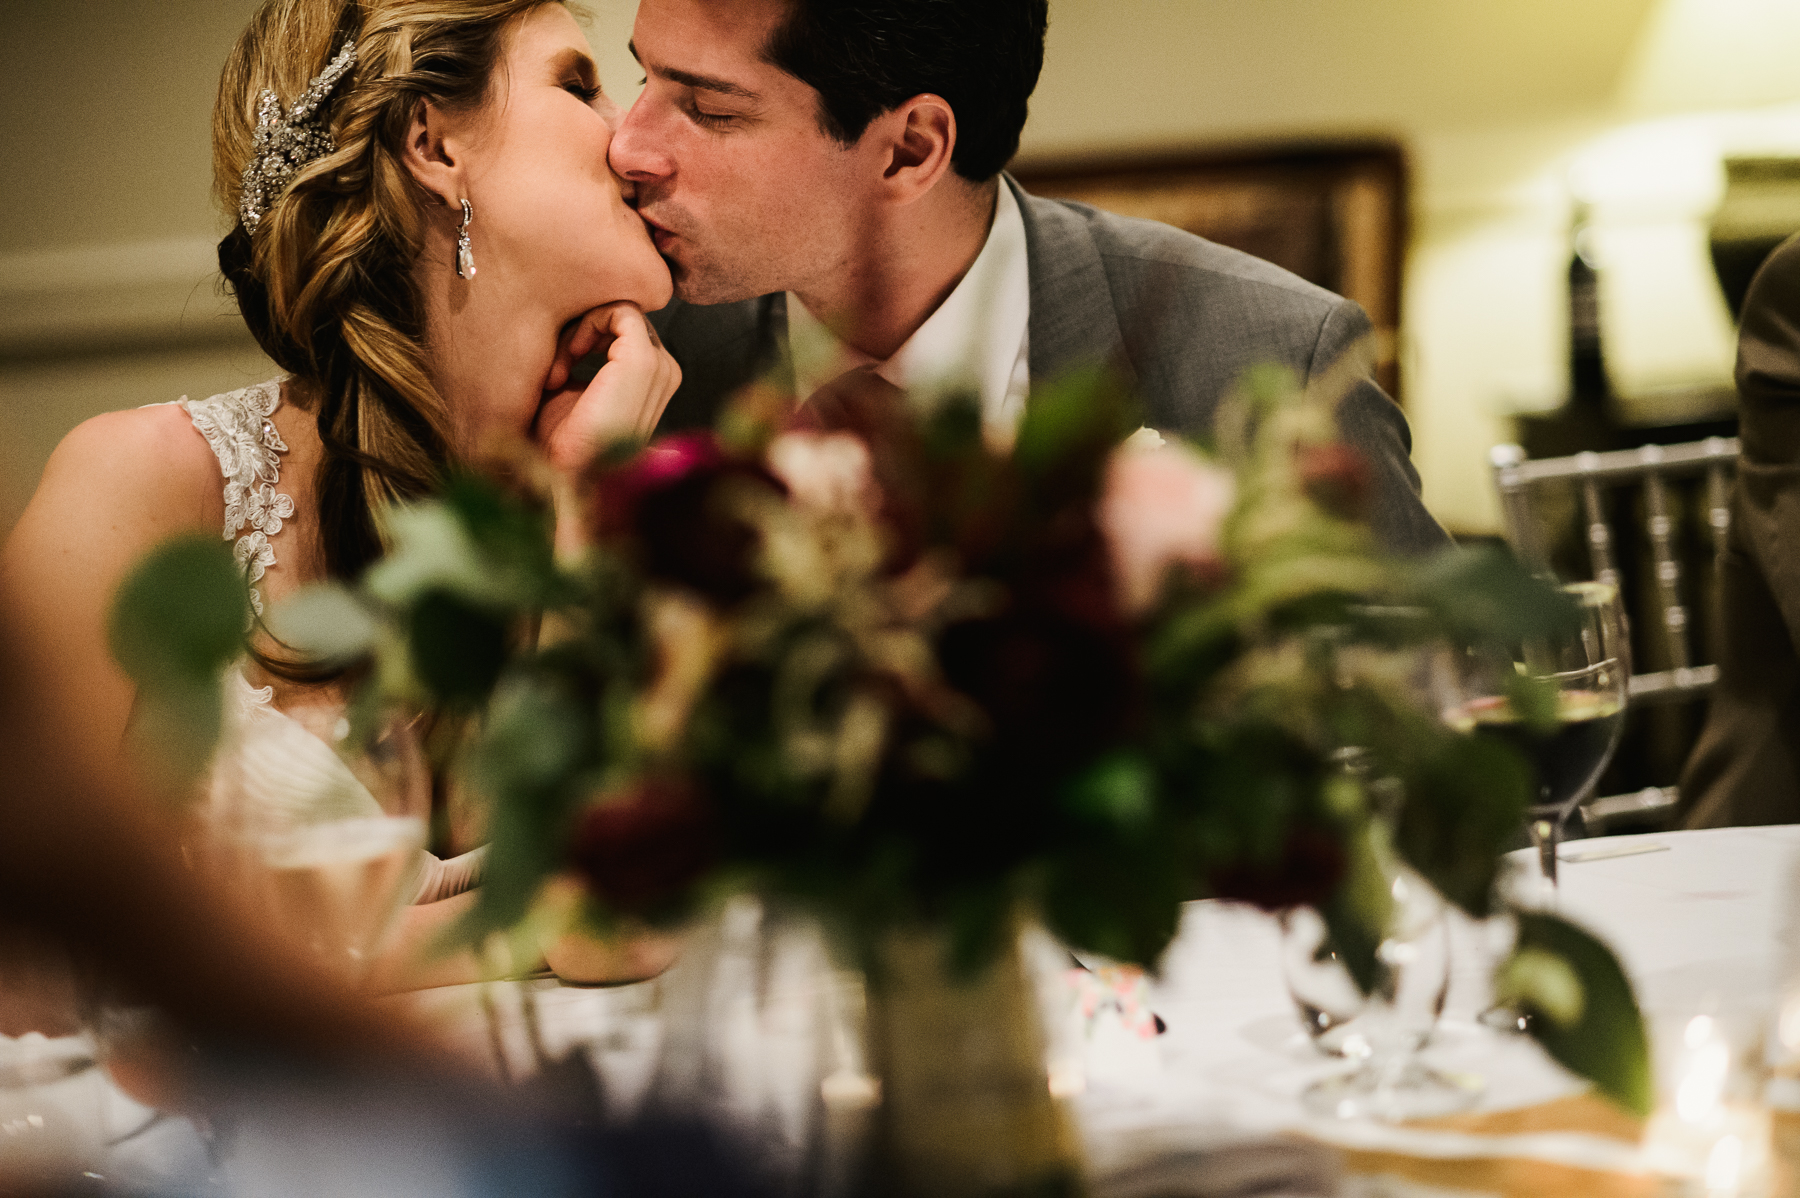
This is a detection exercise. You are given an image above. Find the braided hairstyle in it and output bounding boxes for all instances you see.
[214,0,554,583]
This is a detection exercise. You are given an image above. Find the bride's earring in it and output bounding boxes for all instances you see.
[455,199,476,280]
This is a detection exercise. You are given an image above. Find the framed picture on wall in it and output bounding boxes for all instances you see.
[1010,140,1408,402]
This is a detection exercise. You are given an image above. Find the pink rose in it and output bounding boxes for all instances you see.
[1098,437,1235,613]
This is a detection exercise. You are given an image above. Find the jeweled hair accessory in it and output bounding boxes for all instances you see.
[238,39,358,230]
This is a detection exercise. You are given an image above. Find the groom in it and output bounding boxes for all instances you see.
[610,0,1448,555]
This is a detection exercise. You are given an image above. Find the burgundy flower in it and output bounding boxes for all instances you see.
[1207,824,1346,911]
[588,433,782,604]
[588,431,728,538]
[939,594,1140,782]
[1296,443,1373,522]
[569,777,721,914]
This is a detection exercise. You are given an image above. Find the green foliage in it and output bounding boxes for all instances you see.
[409,590,509,708]
[1010,365,1139,487]
[157,360,1640,1112]
[460,670,596,938]
[1406,545,1581,651]
[1392,732,1531,918]
[1059,753,1157,834]
[1508,911,1652,1116]
[107,536,249,783]
[264,583,379,664]
[1320,892,1386,996]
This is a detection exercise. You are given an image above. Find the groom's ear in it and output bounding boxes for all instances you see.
[400,99,468,208]
[871,94,958,204]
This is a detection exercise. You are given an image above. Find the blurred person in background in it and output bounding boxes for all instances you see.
[617,0,1449,556]
[1682,232,1800,827]
[0,0,680,987]
[0,616,764,1198]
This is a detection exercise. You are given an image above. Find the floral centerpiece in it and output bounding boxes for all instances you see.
[120,363,1649,1191]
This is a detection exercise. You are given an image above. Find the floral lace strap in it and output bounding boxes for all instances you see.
[176,379,294,617]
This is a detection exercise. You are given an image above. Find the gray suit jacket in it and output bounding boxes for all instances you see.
[651,175,1448,556]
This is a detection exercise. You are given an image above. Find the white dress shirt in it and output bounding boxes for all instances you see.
[785,180,1032,447]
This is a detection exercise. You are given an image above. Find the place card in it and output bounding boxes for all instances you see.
[1557,840,1670,863]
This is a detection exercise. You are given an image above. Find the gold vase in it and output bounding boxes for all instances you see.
[865,924,1083,1198]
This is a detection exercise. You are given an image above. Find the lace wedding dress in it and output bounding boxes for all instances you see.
[175,379,483,906]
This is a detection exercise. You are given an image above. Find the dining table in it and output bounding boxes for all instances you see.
[42,825,1800,1196]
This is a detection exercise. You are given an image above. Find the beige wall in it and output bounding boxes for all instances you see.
[6,0,1800,536]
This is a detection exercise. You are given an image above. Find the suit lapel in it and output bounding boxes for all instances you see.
[654,293,793,429]
[1007,174,1135,391]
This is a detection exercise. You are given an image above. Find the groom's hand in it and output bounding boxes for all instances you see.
[536,303,681,474]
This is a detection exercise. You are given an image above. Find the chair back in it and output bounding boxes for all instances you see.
[1487,436,1740,833]
[1488,437,1738,705]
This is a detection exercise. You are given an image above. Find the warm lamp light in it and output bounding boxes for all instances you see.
[1621,0,1800,118]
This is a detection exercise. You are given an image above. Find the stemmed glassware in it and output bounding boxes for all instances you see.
[1294,841,1476,1121]
[1441,581,1630,895]
[202,705,430,982]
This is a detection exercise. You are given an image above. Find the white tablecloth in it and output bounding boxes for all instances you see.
[51,826,1800,1194]
[414,827,1800,1183]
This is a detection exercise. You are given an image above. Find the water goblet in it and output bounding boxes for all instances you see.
[204,706,430,983]
[1296,868,1479,1121]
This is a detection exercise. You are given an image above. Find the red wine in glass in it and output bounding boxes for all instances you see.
[1455,682,1624,887]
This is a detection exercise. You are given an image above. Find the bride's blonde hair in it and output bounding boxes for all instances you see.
[214,0,552,582]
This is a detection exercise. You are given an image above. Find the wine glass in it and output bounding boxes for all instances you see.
[1297,865,1479,1121]
[1281,904,1450,1061]
[204,705,430,982]
[1442,581,1629,895]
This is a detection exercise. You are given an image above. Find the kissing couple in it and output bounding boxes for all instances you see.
[0,0,1446,986]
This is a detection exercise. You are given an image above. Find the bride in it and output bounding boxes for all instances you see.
[0,0,679,986]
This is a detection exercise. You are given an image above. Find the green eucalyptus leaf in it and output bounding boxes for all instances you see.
[266,583,379,664]
[464,673,596,933]
[125,675,229,785]
[1497,948,1584,1026]
[1394,732,1531,918]
[408,590,509,707]
[1061,753,1157,833]
[1510,910,1651,1116]
[1318,893,1384,996]
[921,392,986,458]
[1233,363,1304,422]
[109,536,248,683]
[1407,545,1580,647]
[1503,669,1560,734]
[108,536,249,782]
[1011,366,1140,483]
[366,504,504,609]
[440,474,559,603]
[1043,843,1185,969]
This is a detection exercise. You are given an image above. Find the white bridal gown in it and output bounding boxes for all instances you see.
[171,378,483,906]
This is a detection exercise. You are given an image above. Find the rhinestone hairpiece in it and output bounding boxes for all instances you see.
[238,40,358,230]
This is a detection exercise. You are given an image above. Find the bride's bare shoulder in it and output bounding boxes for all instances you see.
[9,402,222,563]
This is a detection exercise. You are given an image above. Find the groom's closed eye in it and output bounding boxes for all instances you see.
[627,41,761,103]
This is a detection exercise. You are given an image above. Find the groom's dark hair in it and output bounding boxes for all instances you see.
[763,0,1049,183]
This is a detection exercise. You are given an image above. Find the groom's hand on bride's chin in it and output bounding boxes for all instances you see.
[536,303,680,474]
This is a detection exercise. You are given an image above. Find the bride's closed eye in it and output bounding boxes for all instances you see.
[564,80,602,104]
